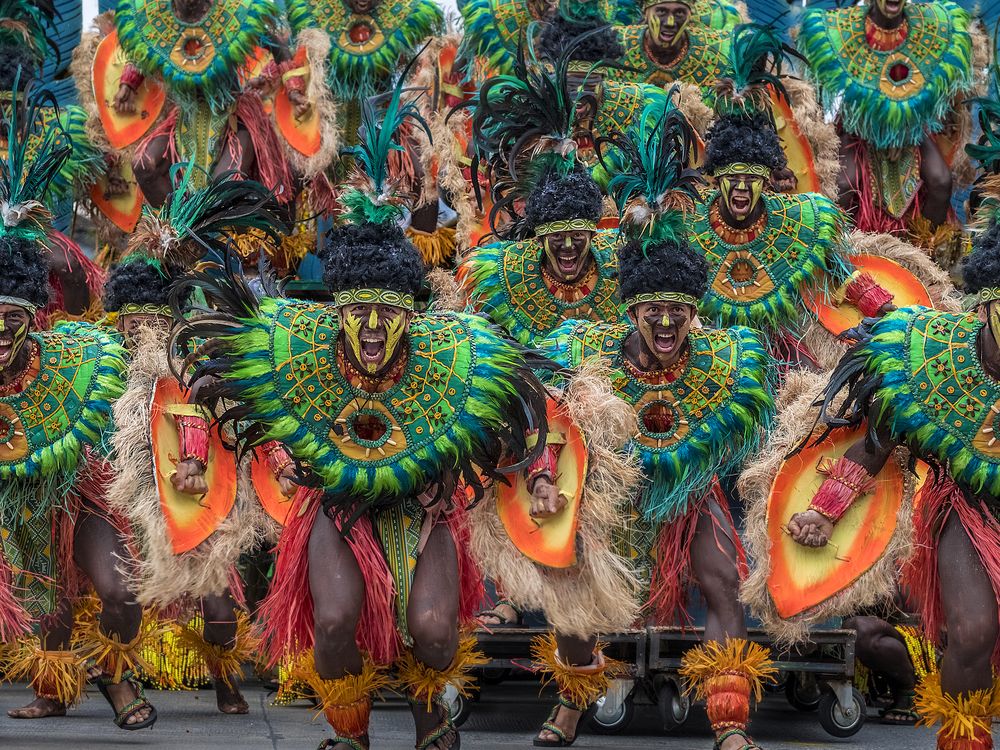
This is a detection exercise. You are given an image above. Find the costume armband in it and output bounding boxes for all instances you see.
[119,63,144,90]
[174,414,210,465]
[808,455,876,522]
[845,271,894,318]
[262,440,293,477]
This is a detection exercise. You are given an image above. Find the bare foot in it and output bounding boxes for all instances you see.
[8,697,67,719]
[104,679,153,725]
[215,679,249,714]
[535,704,583,744]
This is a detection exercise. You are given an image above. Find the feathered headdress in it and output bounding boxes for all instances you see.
[127,164,287,268]
[598,97,702,250]
[0,75,67,242]
[0,0,56,64]
[338,55,432,228]
[712,23,802,119]
[967,45,1000,229]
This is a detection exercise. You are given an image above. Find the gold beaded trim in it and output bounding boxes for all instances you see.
[332,288,415,310]
[623,291,699,308]
[118,303,171,316]
[713,163,772,179]
[534,219,598,237]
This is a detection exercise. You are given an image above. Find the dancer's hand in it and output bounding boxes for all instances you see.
[277,465,298,497]
[113,83,137,115]
[529,476,565,518]
[287,88,311,118]
[788,510,834,547]
[172,458,209,495]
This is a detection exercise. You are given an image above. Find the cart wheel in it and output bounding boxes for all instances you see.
[657,679,690,731]
[444,685,473,727]
[589,693,634,734]
[786,674,822,713]
[818,688,867,738]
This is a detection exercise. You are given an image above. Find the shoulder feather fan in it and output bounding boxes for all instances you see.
[0,0,57,61]
[713,22,803,118]
[598,98,702,249]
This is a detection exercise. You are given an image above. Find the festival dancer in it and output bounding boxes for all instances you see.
[540,109,777,750]
[100,173,288,715]
[797,0,972,248]
[0,99,157,730]
[170,84,549,750]
[90,0,328,208]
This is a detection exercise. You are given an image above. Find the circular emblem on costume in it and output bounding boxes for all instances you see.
[331,402,407,462]
[170,27,217,73]
[972,399,1000,457]
[879,52,925,100]
[710,250,776,303]
[0,402,28,462]
[633,390,690,450]
[338,14,386,53]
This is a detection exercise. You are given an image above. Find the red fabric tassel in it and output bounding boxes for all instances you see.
[810,456,876,522]
[234,94,294,204]
[0,553,32,640]
[175,415,210,464]
[844,272,895,318]
[341,514,399,665]
[848,137,916,235]
[647,482,747,625]
[903,477,1000,669]
[136,108,181,178]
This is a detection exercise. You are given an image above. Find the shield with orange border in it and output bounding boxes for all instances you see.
[274,45,322,157]
[89,157,144,233]
[93,30,166,149]
[771,91,821,194]
[765,424,906,619]
[151,377,237,554]
[251,446,296,527]
[805,254,933,337]
[496,398,587,569]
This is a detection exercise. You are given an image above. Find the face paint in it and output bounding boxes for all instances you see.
[342,309,366,371]
[875,0,905,19]
[541,230,594,284]
[383,311,406,368]
[0,306,30,372]
[341,304,409,377]
[989,303,1000,351]
[719,174,764,223]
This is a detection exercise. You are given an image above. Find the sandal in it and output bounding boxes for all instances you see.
[880,690,919,725]
[476,599,521,629]
[318,737,369,750]
[714,728,762,750]
[416,701,460,750]
[95,669,158,731]
[533,697,594,747]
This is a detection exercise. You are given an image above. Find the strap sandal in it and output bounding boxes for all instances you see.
[96,669,158,731]
[533,697,594,747]
[318,737,369,750]
[879,690,919,725]
[476,599,521,628]
[713,728,762,750]
[415,701,460,750]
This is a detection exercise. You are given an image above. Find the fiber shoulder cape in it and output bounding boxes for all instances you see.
[798,2,972,149]
[828,307,1000,501]
[115,0,276,106]
[0,322,126,487]
[288,0,442,100]
[692,191,849,333]
[542,321,775,522]
[460,230,621,346]
[611,24,729,90]
[215,298,540,506]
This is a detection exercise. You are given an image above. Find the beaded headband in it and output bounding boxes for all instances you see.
[0,295,37,314]
[332,288,415,311]
[624,291,699,308]
[713,162,772,179]
[534,219,598,237]
[968,287,1000,310]
[118,303,171,316]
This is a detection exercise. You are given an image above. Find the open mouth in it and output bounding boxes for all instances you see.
[0,338,14,366]
[883,0,902,14]
[360,334,385,366]
[730,195,751,214]
[653,329,676,354]
[659,29,678,43]
[556,249,581,276]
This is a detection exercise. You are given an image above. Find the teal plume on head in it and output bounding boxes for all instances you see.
[598,95,702,250]
[339,52,433,228]
[967,33,1000,229]
[0,73,68,242]
[712,22,802,119]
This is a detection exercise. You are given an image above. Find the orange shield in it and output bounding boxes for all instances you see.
[766,424,904,619]
[151,377,237,554]
[275,46,322,156]
[496,398,587,569]
[93,30,166,149]
[806,254,932,337]
[771,91,821,194]
[89,157,144,233]
[251,447,296,527]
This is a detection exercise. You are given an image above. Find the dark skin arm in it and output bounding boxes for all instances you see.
[788,422,897,547]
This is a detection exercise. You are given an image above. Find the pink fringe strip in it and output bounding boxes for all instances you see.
[848,138,916,235]
[902,477,1000,669]
[234,94,294,204]
[0,553,32,640]
[647,481,747,626]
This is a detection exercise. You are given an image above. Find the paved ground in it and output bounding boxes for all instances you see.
[1,680,996,749]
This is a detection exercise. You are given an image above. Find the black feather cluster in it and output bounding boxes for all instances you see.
[703,113,787,175]
[0,235,49,309]
[523,167,604,236]
[618,237,708,301]
[103,254,189,312]
[538,15,623,63]
[320,223,426,297]
[962,222,1000,295]
[0,44,38,90]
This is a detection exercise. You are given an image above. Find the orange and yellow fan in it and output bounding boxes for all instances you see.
[92,30,166,150]
[806,254,933,338]
[495,398,588,569]
[151,377,238,554]
[89,157,144,233]
[273,44,324,159]
[771,90,821,195]
[764,424,908,620]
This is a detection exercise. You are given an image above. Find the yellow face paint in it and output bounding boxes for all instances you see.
[343,310,366,371]
[660,314,670,328]
[367,308,379,330]
[989,303,1000,351]
[383,311,406,368]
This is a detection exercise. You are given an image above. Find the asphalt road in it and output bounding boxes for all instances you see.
[1,680,995,750]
